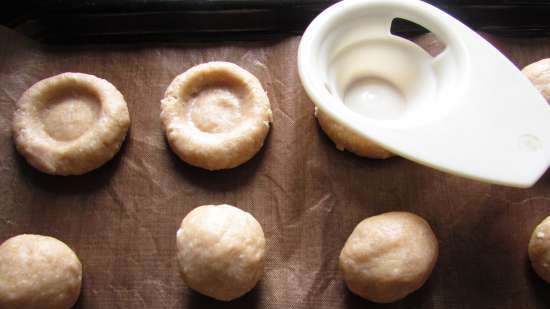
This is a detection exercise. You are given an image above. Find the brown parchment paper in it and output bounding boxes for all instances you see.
[1,26,550,309]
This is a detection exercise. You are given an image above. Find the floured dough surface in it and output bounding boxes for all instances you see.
[339,212,438,303]
[161,62,272,170]
[13,72,130,175]
[176,204,266,301]
[522,58,550,102]
[528,216,550,283]
[0,234,82,309]
[316,107,393,159]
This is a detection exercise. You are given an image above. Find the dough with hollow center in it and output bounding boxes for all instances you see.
[522,58,550,102]
[161,62,272,170]
[315,107,393,159]
[339,212,438,303]
[0,234,82,309]
[13,72,130,175]
[176,204,266,301]
[528,216,550,283]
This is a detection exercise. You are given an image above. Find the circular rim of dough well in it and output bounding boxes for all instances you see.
[339,211,438,303]
[315,107,393,159]
[13,72,130,175]
[528,216,550,283]
[0,234,82,309]
[176,204,266,301]
[161,61,272,170]
[522,58,550,102]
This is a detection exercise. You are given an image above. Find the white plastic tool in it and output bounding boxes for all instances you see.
[298,0,550,188]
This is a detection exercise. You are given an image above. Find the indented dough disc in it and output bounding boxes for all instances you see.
[339,212,438,303]
[315,107,393,159]
[0,234,82,309]
[13,72,130,175]
[161,62,272,170]
[528,216,550,283]
[176,204,266,301]
[522,58,550,102]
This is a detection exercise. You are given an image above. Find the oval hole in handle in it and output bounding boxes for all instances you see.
[390,18,446,58]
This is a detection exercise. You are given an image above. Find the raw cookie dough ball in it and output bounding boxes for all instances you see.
[176,204,266,301]
[528,216,550,283]
[0,234,82,309]
[522,58,550,101]
[339,212,438,303]
[161,62,272,170]
[315,107,393,159]
[13,72,130,175]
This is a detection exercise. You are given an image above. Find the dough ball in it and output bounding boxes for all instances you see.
[522,58,550,101]
[161,62,272,170]
[0,234,82,309]
[176,204,266,301]
[528,216,550,283]
[13,72,130,175]
[339,212,438,303]
[315,107,393,159]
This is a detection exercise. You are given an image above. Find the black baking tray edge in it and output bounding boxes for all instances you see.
[2,0,550,43]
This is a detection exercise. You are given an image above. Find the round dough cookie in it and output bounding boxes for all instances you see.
[176,204,266,301]
[315,107,393,159]
[13,72,130,175]
[339,212,438,303]
[0,234,82,309]
[528,216,550,283]
[522,58,550,102]
[161,62,272,170]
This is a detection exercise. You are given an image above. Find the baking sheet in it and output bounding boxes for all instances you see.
[1,26,550,308]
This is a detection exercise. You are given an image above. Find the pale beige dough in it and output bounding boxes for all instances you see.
[315,107,393,159]
[13,72,130,175]
[161,62,272,170]
[0,234,82,309]
[339,212,438,303]
[176,204,266,301]
[528,216,550,283]
[522,58,550,101]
